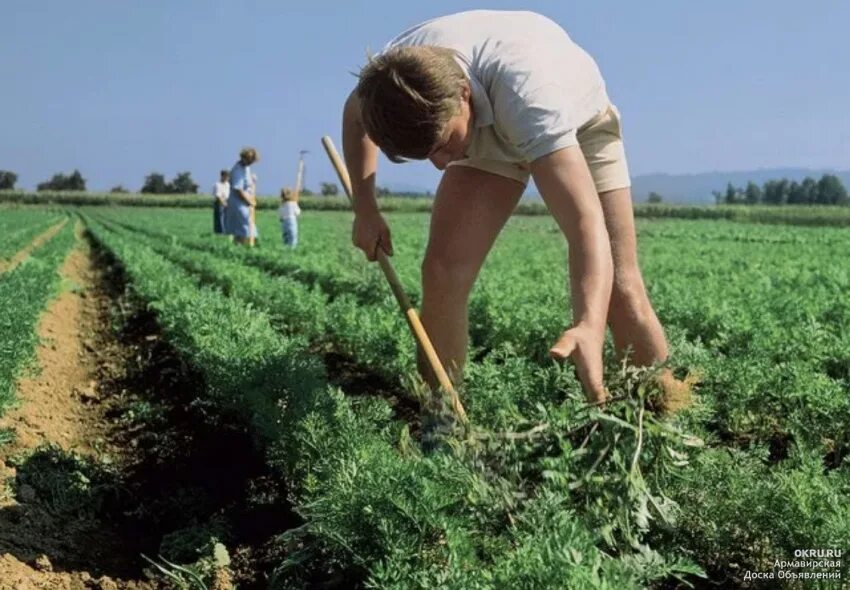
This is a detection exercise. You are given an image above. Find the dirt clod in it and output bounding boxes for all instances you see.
[654,369,700,415]
[74,382,99,404]
[33,554,53,572]
[211,568,235,590]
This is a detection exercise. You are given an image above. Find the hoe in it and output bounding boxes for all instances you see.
[321,136,468,425]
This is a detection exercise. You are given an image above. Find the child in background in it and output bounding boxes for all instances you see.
[278,188,301,248]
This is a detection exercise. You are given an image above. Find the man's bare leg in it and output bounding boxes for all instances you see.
[419,166,524,387]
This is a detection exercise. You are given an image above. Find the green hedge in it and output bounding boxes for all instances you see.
[5,190,850,226]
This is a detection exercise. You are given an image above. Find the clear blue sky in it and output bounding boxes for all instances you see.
[2,1,848,193]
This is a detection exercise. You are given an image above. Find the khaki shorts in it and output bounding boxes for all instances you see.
[448,104,631,194]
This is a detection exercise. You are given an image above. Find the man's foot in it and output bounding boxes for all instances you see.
[420,408,459,453]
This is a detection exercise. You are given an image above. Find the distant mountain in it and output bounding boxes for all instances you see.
[631,168,850,205]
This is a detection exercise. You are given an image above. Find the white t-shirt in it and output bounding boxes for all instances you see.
[278,202,301,220]
[385,10,609,162]
[213,181,230,202]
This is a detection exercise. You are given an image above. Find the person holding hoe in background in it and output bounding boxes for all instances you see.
[342,10,691,411]
[225,147,260,247]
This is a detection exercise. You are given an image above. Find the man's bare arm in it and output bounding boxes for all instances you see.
[342,90,393,259]
[342,90,379,215]
[531,145,613,401]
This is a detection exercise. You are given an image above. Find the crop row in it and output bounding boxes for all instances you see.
[82,213,711,588]
[88,212,576,367]
[0,218,75,419]
[84,210,850,587]
[87,214,614,456]
[84,208,850,585]
[0,210,63,261]
[96,209,850,449]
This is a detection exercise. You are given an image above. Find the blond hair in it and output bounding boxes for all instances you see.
[239,147,260,164]
[356,46,466,163]
[280,187,294,201]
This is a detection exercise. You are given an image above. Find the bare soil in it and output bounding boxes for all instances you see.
[0,224,298,589]
[0,223,161,589]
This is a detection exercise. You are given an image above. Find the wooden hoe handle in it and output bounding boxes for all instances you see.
[321,136,468,424]
[249,206,256,247]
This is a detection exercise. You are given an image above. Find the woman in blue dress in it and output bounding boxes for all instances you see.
[225,147,260,245]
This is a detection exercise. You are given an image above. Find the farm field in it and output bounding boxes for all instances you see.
[1,204,848,588]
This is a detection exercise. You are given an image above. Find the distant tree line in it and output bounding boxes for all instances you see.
[714,174,849,206]
[6,166,847,207]
[377,186,433,198]
[140,171,199,194]
[318,183,433,198]
[3,167,351,197]
[320,182,339,196]
[230,182,431,198]
[0,168,205,194]
[1,167,437,199]
[0,170,18,190]
[37,169,87,191]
